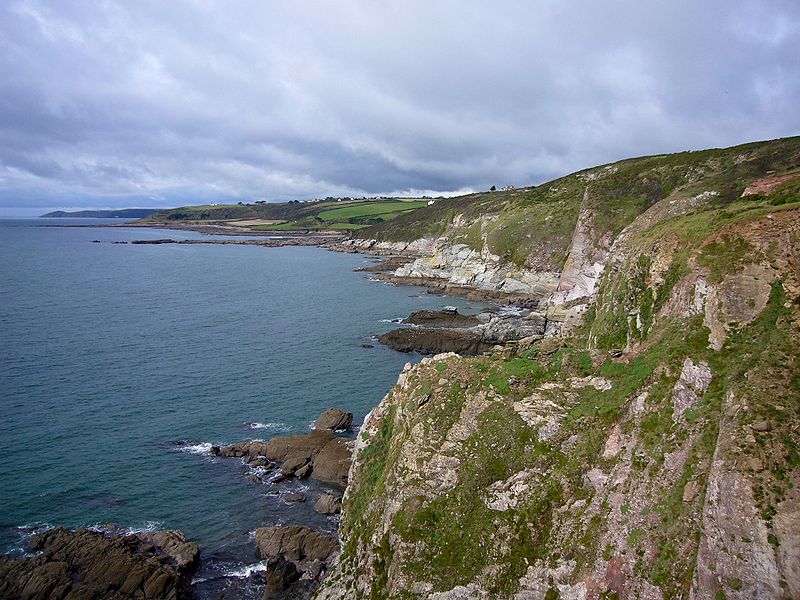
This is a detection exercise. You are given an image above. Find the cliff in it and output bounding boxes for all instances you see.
[318,137,800,598]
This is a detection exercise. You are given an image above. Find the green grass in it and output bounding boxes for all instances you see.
[318,200,428,221]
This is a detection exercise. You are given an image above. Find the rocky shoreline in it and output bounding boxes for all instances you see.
[0,408,356,600]
[4,230,550,600]
[375,306,557,356]
[0,526,200,600]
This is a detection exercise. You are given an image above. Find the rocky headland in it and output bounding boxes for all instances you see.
[7,136,800,599]
[315,137,800,598]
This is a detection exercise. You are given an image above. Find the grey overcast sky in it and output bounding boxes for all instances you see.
[1,1,799,215]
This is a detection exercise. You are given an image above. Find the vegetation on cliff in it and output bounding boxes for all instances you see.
[361,137,800,270]
[318,137,800,599]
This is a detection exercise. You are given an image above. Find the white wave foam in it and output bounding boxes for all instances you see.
[368,277,395,285]
[121,521,164,534]
[224,561,269,578]
[246,422,289,432]
[379,317,404,323]
[175,442,213,455]
[87,521,164,535]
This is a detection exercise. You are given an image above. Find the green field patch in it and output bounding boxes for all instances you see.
[318,201,428,222]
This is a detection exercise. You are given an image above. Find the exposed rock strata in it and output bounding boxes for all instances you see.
[392,240,559,298]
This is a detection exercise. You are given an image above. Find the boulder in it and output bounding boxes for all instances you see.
[0,527,198,600]
[312,438,352,485]
[314,493,343,515]
[263,556,301,599]
[263,431,333,463]
[255,526,338,564]
[314,409,353,431]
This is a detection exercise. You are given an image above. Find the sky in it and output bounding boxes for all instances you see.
[1,1,799,215]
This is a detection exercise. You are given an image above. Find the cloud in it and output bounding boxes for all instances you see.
[1,0,798,214]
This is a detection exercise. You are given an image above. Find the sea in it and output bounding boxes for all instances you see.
[0,218,485,598]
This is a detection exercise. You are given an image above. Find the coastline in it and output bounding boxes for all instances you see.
[94,219,545,307]
[0,225,508,600]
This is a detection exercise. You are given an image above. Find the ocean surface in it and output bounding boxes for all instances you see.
[0,218,485,597]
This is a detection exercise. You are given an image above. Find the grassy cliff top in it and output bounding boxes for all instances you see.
[360,136,800,269]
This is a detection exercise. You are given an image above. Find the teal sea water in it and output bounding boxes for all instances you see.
[0,219,483,595]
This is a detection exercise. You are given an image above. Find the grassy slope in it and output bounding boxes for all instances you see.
[361,136,800,270]
[324,137,800,599]
[139,198,430,232]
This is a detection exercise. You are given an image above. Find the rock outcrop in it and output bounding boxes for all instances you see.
[0,527,199,600]
[318,138,800,598]
[214,429,352,485]
[392,240,559,298]
[212,409,355,485]
[378,327,494,355]
[403,309,482,328]
[378,310,547,356]
[255,525,338,565]
[314,492,343,515]
[314,408,353,431]
[255,526,339,600]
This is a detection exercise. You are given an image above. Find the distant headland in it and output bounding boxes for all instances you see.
[40,208,163,218]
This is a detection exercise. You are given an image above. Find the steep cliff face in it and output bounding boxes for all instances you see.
[352,137,800,311]
[317,138,800,599]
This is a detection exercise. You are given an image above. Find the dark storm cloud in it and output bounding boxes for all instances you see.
[1,0,798,214]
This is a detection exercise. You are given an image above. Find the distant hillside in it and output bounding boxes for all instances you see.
[41,208,163,218]
[141,198,431,231]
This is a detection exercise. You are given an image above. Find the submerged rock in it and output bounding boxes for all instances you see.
[0,527,199,600]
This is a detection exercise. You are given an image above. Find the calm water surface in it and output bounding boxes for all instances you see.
[0,219,483,595]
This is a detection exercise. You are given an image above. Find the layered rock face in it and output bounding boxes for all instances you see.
[0,527,199,600]
[318,140,800,599]
[392,240,560,297]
